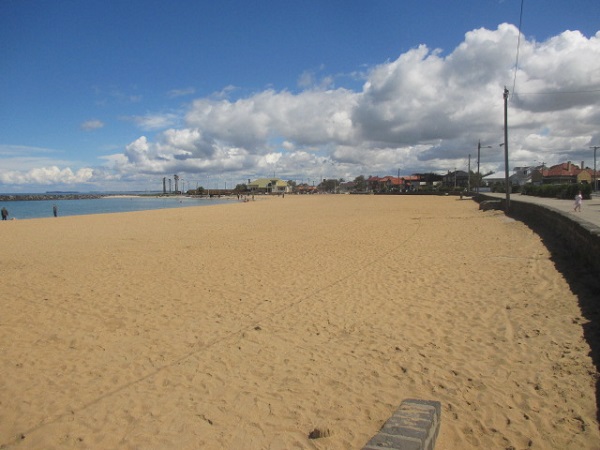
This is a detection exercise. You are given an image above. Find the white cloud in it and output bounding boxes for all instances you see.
[104,25,599,183]
[0,166,94,185]
[297,66,335,90]
[80,119,105,131]
[3,25,600,191]
[124,113,179,131]
[167,87,196,98]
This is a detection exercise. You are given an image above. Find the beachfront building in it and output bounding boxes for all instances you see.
[367,175,422,192]
[442,170,469,189]
[401,175,421,191]
[367,176,399,192]
[511,166,535,185]
[248,178,290,194]
[337,181,357,193]
[481,170,527,188]
[295,183,318,194]
[479,161,594,188]
[531,161,593,185]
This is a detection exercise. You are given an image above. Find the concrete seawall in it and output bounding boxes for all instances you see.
[474,194,600,276]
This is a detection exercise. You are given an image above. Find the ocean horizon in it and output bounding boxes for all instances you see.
[0,194,235,220]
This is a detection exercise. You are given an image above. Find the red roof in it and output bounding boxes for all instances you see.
[545,162,582,177]
[368,175,421,184]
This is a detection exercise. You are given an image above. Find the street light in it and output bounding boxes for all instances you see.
[476,140,492,194]
[535,161,546,185]
[467,154,471,193]
[591,146,599,192]
[503,87,510,211]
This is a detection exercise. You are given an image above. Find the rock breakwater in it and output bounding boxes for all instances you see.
[0,194,104,202]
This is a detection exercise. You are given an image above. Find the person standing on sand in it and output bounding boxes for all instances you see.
[53,205,58,217]
[1,207,8,220]
[574,191,583,212]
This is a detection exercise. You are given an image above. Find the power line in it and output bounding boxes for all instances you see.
[514,88,600,95]
[511,0,525,97]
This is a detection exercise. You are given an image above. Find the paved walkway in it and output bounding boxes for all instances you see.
[484,192,600,229]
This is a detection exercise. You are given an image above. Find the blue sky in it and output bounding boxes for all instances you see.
[1,0,599,192]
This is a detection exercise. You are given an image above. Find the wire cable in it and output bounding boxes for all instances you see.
[514,88,600,96]
[511,0,525,99]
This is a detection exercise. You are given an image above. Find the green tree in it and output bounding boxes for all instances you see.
[318,178,337,193]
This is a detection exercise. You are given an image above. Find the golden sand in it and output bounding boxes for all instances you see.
[0,195,598,449]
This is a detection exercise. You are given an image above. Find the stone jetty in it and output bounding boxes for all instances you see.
[0,194,104,202]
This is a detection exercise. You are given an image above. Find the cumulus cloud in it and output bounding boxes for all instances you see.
[4,24,599,190]
[107,24,599,183]
[0,145,101,190]
[80,119,105,131]
[0,166,94,185]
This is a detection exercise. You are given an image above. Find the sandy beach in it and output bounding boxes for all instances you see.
[0,195,598,449]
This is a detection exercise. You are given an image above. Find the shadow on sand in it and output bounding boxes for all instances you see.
[517,218,600,424]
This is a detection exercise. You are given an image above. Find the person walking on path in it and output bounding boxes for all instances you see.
[574,191,583,212]
[1,207,8,220]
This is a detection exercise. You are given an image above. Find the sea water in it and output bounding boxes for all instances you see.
[0,196,234,220]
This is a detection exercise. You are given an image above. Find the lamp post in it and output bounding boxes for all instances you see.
[503,87,510,211]
[467,154,471,193]
[476,140,492,194]
[535,161,546,185]
[591,146,599,192]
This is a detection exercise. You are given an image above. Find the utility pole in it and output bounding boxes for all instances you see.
[591,146,599,192]
[467,154,471,193]
[503,87,510,211]
[536,161,546,185]
[477,140,492,194]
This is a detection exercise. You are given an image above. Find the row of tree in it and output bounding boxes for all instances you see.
[188,171,500,195]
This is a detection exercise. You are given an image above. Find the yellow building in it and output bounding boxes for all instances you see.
[248,178,289,193]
